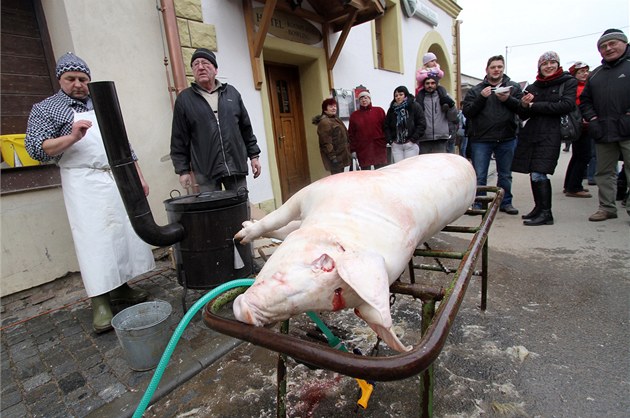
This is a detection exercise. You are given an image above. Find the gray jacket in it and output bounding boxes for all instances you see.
[417,90,458,142]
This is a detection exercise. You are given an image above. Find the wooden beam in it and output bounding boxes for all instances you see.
[322,22,333,91]
[328,8,358,70]
[253,0,277,58]
[242,0,264,89]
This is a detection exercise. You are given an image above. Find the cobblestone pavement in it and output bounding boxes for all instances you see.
[0,251,250,418]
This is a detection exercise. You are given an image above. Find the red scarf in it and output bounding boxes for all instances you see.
[535,67,564,82]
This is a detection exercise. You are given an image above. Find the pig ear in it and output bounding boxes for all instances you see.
[355,304,412,352]
[335,250,391,327]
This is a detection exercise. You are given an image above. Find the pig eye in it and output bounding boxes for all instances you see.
[311,254,335,272]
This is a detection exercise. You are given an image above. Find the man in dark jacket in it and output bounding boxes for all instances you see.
[463,55,523,214]
[579,29,630,222]
[170,48,261,192]
[416,74,458,154]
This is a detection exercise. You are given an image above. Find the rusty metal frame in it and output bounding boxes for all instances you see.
[203,186,504,414]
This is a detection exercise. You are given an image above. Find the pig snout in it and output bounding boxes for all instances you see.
[233,294,262,326]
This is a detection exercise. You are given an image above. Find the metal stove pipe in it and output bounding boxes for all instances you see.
[88,81,185,247]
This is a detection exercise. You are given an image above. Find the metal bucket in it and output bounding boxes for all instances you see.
[111,300,172,371]
[164,190,253,289]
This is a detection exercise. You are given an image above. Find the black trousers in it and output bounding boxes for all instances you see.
[564,134,592,193]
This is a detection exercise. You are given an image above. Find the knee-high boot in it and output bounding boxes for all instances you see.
[524,179,554,226]
[92,294,113,333]
[522,180,542,219]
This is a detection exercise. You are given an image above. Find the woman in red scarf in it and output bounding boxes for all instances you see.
[512,51,578,226]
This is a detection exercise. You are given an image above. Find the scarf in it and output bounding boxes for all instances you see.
[535,66,564,82]
[393,99,409,144]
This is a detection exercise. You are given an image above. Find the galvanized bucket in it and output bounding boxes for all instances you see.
[111,300,172,371]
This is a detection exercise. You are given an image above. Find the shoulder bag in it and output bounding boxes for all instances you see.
[558,82,582,142]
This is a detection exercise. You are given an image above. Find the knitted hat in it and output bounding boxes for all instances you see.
[358,91,371,99]
[538,51,560,69]
[191,48,218,68]
[422,52,437,65]
[424,73,441,83]
[321,98,337,113]
[55,52,91,80]
[597,28,628,48]
[569,61,589,75]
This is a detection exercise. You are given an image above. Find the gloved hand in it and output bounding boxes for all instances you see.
[439,95,455,108]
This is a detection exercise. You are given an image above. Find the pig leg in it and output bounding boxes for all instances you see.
[235,197,303,244]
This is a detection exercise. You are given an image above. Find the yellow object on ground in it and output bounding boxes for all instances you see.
[1,134,40,167]
[356,378,374,409]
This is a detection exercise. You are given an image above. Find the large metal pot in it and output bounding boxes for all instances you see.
[164,190,253,289]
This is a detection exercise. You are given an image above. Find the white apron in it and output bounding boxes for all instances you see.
[58,110,155,297]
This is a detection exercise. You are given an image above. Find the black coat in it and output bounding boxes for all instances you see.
[579,45,630,143]
[384,98,426,144]
[170,82,261,180]
[462,74,523,142]
[512,72,577,175]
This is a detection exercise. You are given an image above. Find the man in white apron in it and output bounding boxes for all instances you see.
[25,53,155,333]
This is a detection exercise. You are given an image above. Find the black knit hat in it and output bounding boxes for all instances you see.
[597,29,628,48]
[190,48,218,68]
[425,73,441,84]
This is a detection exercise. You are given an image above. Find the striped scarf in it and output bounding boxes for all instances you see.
[393,99,409,144]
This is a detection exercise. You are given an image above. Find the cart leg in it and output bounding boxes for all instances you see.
[481,240,488,311]
[419,299,436,418]
[277,319,289,418]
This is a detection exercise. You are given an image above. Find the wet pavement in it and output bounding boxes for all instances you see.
[1,152,629,417]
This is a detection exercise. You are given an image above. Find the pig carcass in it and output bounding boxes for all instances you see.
[234,154,476,352]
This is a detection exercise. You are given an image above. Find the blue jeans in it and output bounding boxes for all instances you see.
[470,139,517,207]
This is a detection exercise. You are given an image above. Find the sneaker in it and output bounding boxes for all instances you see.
[566,191,592,198]
[500,204,519,215]
[588,210,618,222]
[588,180,596,186]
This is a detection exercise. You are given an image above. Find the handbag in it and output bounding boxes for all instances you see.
[558,82,582,142]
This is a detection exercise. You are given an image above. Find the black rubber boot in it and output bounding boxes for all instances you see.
[522,180,542,220]
[109,283,149,305]
[524,179,554,226]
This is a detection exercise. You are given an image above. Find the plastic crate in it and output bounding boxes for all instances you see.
[0,134,40,167]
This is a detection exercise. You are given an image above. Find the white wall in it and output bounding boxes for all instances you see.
[45,0,183,223]
[200,0,274,204]
[1,0,182,296]
[332,7,453,117]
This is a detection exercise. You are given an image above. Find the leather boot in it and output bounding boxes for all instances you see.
[92,294,113,333]
[109,283,149,305]
[522,180,542,219]
[524,179,554,226]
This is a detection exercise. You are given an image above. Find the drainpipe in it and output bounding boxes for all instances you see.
[455,19,462,104]
[160,0,188,95]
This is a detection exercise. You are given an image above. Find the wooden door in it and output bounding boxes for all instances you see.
[265,64,310,201]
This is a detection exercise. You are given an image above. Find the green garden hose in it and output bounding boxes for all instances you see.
[133,278,254,418]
